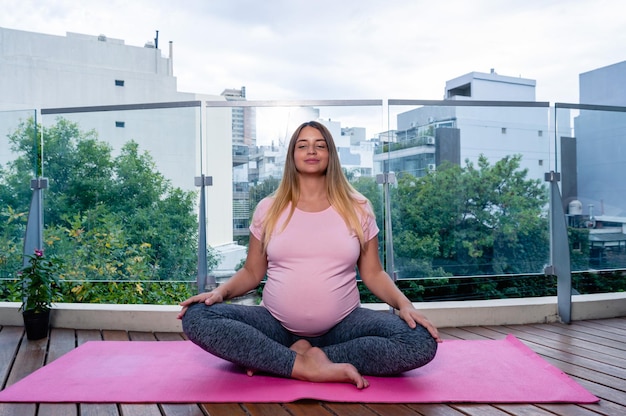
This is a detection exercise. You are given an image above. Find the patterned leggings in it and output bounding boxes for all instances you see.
[182,303,438,378]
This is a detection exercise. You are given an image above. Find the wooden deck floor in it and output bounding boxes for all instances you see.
[0,318,625,416]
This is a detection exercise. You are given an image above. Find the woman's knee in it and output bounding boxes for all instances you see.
[407,325,438,367]
[181,303,204,335]
[181,303,225,336]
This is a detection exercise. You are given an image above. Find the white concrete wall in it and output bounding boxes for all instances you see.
[205,106,234,246]
[1,292,624,332]
[0,26,234,247]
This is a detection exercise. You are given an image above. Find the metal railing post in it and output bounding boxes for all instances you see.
[195,174,214,293]
[545,171,572,323]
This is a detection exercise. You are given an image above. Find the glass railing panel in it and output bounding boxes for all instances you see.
[383,100,552,300]
[34,102,202,303]
[0,109,37,287]
[204,100,384,287]
[556,103,626,294]
[3,99,623,305]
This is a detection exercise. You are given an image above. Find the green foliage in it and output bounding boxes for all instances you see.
[0,117,212,305]
[390,155,550,278]
[351,176,383,225]
[59,280,195,305]
[249,176,280,213]
[0,207,26,279]
[573,269,626,294]
[18,249,62,313]
[568,227,591,270]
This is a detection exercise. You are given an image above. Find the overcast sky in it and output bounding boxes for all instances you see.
[1,0,625,104]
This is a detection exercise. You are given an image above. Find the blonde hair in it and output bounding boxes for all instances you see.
[261,121,372,251]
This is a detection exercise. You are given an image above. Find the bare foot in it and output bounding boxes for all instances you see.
[248,340,314,377]
[290,339,313,354]
[247,340,314,377]
[291,346,369,389]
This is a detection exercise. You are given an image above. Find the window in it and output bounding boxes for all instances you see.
[538,130,543,137]
[447,83,471,98]
[115,79,125,87]
[115,121,125,128]
[501,127,507,134]
[538,159,543,166]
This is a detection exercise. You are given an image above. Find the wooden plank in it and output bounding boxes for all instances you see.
[102,330,128,341]
[120,405,162,416]
[0,327,32,416]
[201,403,249,415]
[80,403,120,416]
[154,332,186,341]
[4,333,46,385]
[407,403,467,415]
[464,326,510,340]
[152,328,208,416]
[576,318,626,334]
[567,322,626,344]
[449,404,510,415]
[0,402,37,416]
[540,352,626,392]
[37,403,79,416]
[1,320,624,416]
[0,329,46,416]
[490,326,626,379]
[0,327,24,389]
[76,330,119,416]
[243,403,292,416]
[38,328,78,416]
[493,404,560,415]
[128,331,157,341]
[365,403,422,415]
[102,331,160,416]
[507,324,626,362]
[76,329,103,345]
[579,398,626,416]
[537,403,609,416]
[571,374,626,409]
[324,403,378,416]
[160,404,206,416]
[439,327,491,340]
[534,323,626,349]
[283,400,335,416]
[439,326,609,416]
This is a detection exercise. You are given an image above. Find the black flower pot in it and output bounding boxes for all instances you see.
[22,309,50,340]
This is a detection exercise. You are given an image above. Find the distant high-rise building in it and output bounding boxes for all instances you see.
[220,87,258,240]
[573,60,626,216]
[0,26,238,264]
[375,70,565,183]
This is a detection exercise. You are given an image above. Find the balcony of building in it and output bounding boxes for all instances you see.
[1,100,625,415]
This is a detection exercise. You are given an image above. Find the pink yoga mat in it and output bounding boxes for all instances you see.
[0,334,598,403]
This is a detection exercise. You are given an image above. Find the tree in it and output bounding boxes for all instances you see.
[391,155,549,278]
[249,176,280,212]
[0,117,206,285]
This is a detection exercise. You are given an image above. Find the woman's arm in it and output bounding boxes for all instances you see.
[357,236,441,342]
[177,233,267,319]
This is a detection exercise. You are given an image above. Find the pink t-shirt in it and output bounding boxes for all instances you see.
[250,197,379,336]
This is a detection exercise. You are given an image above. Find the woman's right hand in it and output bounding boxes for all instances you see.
[177,290,224,319]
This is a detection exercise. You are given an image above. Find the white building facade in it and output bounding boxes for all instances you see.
[0,26,236,257]
[377,70,569,184]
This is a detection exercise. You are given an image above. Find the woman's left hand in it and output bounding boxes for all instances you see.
[398,305,442,343]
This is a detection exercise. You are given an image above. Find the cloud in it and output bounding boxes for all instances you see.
[1,0,625,103]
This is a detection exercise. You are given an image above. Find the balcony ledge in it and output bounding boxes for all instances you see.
[1,292,625,332]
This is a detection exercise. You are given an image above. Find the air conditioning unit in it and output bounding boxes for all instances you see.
[427,164,436,171]
[426,137,435,145]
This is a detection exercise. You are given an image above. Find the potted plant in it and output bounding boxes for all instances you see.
[18,249,62,340]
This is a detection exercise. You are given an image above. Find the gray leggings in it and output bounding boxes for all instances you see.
[182,303,437,378]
